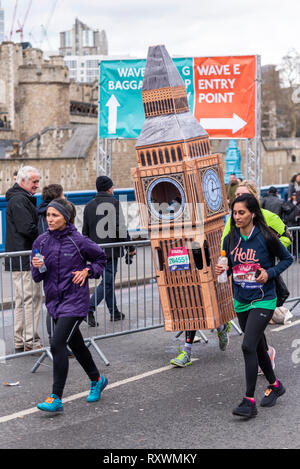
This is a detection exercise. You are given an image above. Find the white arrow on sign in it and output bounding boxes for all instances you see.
[200,113,247,134]
[106,95,120,134]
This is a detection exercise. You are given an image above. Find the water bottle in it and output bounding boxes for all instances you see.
[217,250,228,283]
[34,249,47,273]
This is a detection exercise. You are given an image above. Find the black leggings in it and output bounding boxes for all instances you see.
[50,317,100,398]
[237,308,276,397]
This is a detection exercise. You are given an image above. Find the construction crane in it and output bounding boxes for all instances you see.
[40,0,59,49]
[9,0,18,41]
[16,0,33,43]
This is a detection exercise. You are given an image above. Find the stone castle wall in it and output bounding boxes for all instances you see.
[0,135,138,195]
[0,42,299,196]
[0,43,71,140]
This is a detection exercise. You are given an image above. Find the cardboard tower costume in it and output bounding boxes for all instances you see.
[132,45,236,331]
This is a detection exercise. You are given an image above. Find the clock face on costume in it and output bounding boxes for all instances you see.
[202,169,222,212]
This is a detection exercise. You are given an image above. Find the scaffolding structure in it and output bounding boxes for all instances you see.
[97,138,112,177]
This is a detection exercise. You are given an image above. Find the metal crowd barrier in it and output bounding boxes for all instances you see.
[1,229,299,371]
[282,226,300,311]
[0,240,164,370]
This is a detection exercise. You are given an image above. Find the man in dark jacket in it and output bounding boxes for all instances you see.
[5,165,42,351]
[82,176,135,324]
[281,191,300,256]
[261,186,284,217]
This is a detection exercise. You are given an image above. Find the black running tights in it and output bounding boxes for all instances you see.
[237,308,276,397]
[50,317,100,398]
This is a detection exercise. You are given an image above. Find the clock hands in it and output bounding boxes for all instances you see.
[210,185,221,193]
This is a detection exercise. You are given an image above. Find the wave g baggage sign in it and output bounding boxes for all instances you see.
[99,58,194,139]
[99,55,259,140]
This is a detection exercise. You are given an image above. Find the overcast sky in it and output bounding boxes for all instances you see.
[2,0,300,66]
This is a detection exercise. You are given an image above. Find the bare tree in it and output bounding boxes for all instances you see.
[261,64,281,138]
[277,49,300,137]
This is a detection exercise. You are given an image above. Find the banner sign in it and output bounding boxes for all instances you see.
[99,55,257,140]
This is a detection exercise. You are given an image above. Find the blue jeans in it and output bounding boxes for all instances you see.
[89,258,119,315]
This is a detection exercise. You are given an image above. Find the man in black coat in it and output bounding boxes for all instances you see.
[82,176,135,325]
[261,186,284,217]
[5,166,42,351]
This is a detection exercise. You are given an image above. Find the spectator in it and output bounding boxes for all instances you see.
[282,191,300,257]
[37,184,64,234]
[82,176,136,325]
[288,174,298,201]
[282,192,299,227]
[226,173,239,207]
[31,199,107,412]
[13,170,18,182]
[261,186,284,217]
[294,174,300,203]
[5,166,42,352]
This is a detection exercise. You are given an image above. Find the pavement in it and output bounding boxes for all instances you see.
[0,300,300,450]
[1,247,300,451]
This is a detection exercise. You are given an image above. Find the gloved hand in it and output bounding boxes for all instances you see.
[125,249,136,264]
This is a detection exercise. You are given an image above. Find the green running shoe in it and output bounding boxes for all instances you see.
[37,394,63,412]
[170,347,192,367]
[217,322,231,351]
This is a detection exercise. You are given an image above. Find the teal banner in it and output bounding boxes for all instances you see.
[99,58,194,139]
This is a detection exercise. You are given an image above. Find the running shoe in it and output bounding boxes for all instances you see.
[232,398,258,418]
[258,346,276,375]
[86,375,108,403]
[217,322,231,351]
[37,394,63,412]
[170,347,192,367]
[260,380,285,407]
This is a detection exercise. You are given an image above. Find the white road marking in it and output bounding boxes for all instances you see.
[0,359,199,424]
[271,319,300,332]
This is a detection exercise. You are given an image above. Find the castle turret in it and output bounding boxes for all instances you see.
[17,49,70,140]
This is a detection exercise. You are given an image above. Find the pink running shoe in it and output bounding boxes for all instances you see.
[258,346,276,375]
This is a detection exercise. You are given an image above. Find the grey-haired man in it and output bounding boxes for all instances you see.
[5,166,42,352]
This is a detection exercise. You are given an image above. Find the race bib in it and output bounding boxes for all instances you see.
[233,263,261,289]
[168,247,190,272]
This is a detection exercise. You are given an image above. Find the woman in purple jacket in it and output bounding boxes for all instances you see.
[31,199,107,412]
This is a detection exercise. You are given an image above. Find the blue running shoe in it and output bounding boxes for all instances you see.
[37,394,63,412]
[87,375,108,403]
